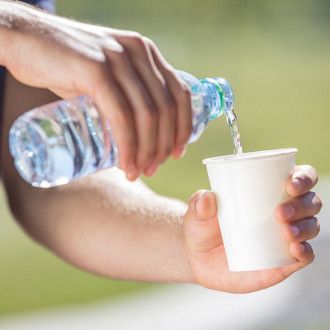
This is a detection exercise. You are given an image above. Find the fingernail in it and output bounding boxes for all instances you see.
[126,172,134,181]
[283,205,295,219]
[299,243,306,253]
[195,191,214,213]
[191,191,206,214]
[178,145,187,159]
[191,194,200,214]
[172,145,186,159]
[290,224,300,237]
[292,177,303,193]
[126,171,139,181]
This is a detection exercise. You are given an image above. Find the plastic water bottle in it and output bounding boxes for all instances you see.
[9,71,234,188]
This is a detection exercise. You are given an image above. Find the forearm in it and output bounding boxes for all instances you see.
[3,140,193,283]
[5,169,192,283]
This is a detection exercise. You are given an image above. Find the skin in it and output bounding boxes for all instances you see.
[1,74,322,293]
[0,2,323,293]
[0,1,192,180]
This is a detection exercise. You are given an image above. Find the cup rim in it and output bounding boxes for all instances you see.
[203,148,297,165]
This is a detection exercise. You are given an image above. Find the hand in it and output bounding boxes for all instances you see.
[1,2,192,180]
[183,165,322,293]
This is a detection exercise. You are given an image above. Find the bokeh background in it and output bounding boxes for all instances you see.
[1,0,330,328]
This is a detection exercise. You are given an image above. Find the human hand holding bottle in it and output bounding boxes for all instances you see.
[0,1,192,180]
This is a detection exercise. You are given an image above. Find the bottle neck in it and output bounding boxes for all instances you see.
[200,77,234,122]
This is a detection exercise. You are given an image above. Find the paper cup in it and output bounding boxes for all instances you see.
[203,148,297,271]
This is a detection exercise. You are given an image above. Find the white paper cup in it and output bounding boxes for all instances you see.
[203,148,297,272]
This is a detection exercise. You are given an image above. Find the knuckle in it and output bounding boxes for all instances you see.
[108,47,128,64]
[129,32,143,39]
[128,33,146,49]
[142,36,154,47]
[102,35,124,52]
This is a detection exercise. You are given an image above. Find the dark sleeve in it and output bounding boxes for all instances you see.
[0,67,5,126]
[20,0,56,13]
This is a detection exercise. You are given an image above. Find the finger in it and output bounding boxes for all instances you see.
[106,48,158,178]
[276,191,322,222]
[287,165,318,197]
[92,65,137,178]
[282,217,320,243]
[172,144,187,160]
[115,34,177,174]
[150,43,193,156]
[189,190,217,220]
[279,242,315,278]
[289,241,315,264]
[184,190,221,254]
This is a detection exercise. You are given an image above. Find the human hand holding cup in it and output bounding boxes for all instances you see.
[182,148,321,292]
[203,148,313,271]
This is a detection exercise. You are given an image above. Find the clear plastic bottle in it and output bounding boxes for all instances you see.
[9,71,234,188]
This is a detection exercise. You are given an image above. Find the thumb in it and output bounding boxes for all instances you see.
[188,190,218,220]
[183,190,222,253]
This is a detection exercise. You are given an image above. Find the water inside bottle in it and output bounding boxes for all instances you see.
[10,76,241,187]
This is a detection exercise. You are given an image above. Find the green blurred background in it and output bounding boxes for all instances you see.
[1,0,329,318]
